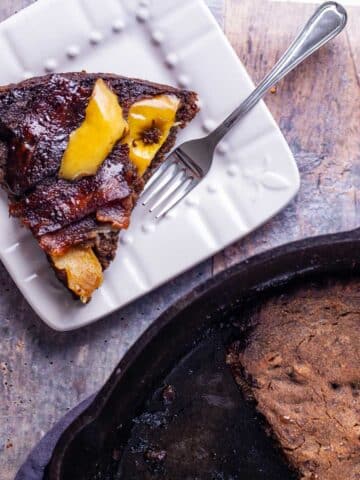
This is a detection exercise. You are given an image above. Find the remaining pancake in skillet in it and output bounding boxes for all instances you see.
[227,279,360,480]
[0,72,198,302]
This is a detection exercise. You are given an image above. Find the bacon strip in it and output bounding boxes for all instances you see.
[10,145,132,236]
[96,197,135,230]
[39,198,135,255]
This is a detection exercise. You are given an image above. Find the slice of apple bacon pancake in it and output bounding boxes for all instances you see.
[0,73,199,302]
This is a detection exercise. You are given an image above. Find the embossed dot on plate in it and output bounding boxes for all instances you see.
[141,223,156,234]
[67,45,80,59]
[44,58,57,72]
[207,184,217,194]
[90,31,103,45]
[216,142,229,155]
[136,7,150,22]
[112,19,125,33]
[151,30,164,45]
[139,0,150,5]
[177,74,191,88]
[165,53,178,69]
[227,164,239,177]
[185,196,198,207]
[120,233,134,246]
[202,119,216,133]
[164,209,177,220]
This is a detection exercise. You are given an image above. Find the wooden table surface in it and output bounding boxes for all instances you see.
[0,1,359,478]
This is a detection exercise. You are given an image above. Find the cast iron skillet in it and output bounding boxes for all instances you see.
[46,229,360,480]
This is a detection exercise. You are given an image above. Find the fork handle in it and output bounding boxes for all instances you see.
[209,2,347,146]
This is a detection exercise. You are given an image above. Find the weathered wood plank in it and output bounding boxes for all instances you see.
[347,6,360,85]
[214,0,360,273]
[0,0,33,19]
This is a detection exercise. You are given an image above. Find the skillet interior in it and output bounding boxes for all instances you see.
[46,229,360,480]
[112,320,299,479]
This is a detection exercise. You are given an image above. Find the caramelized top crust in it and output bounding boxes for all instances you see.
[1,76,89,195]
[0,72,198,196]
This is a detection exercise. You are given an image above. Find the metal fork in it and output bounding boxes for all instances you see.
[142,1,347,219]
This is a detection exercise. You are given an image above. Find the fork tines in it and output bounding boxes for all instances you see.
[141,149,199,218]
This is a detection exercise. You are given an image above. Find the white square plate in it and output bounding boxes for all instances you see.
[0,0,299,331]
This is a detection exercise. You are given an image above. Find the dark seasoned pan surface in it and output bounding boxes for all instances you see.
[97,326,297,480]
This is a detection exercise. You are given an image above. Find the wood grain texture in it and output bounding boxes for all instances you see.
[214,0,360,273]
[347,6,360,85]
[0,0,33,19]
